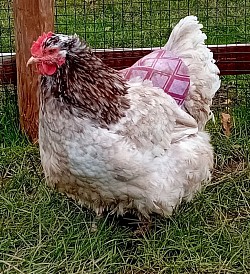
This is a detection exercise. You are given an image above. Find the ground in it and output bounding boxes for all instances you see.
[0,0,250,273]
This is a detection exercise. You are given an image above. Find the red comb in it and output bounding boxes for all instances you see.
[31,31,53,57]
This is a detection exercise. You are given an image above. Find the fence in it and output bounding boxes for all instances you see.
[0,0,250,141]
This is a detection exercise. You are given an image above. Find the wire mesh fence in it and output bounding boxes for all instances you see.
[0,0,15,89]
[0,0,250,111]
[0,0,17,134]
[54,0,250,48]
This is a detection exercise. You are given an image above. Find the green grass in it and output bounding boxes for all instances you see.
[1,0,250,273]
[0,99,249,273]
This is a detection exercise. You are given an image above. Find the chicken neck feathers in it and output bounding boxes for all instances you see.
[40,43,130,127]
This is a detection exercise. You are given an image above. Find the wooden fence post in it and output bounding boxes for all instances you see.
[13,0,54,142]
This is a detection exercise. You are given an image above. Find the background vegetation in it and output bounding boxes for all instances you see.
[0,0,249,273]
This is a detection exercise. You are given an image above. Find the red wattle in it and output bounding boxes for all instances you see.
[42,63,57,75]
[37,63,57,76]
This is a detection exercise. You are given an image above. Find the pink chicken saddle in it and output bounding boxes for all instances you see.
[120,49,190,106]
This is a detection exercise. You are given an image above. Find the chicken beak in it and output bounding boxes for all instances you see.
[26,56,37,67]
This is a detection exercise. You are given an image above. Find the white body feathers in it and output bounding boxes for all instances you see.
[165,16,221,129]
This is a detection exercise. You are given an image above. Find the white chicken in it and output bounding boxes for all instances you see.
[27,16,220,218]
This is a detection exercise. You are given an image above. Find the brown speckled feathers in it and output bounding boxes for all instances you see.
[41,41,130,127]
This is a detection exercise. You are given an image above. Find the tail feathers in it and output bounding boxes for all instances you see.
[165,16,221,129]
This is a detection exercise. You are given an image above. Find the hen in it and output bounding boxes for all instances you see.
[27,16,220,218]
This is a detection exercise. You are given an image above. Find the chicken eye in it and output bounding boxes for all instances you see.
[48,48,57,54]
